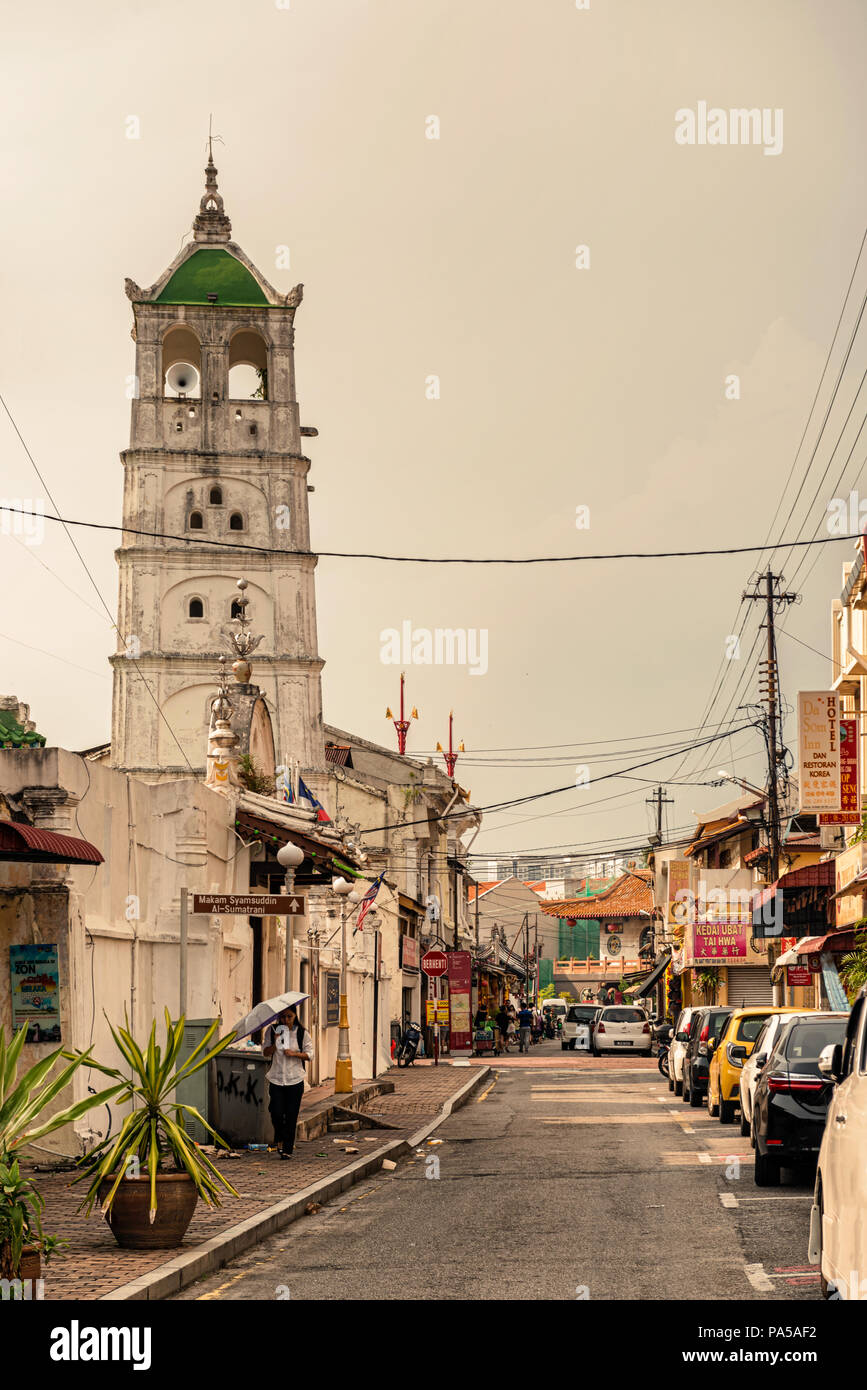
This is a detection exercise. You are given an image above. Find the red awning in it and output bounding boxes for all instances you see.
[0,819,104,865]
[795,930,856,957]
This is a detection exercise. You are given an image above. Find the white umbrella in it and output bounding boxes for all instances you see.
[232,991,309,1041]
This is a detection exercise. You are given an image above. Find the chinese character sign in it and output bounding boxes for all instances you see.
[798,691,842,812]
[819,718,860,825]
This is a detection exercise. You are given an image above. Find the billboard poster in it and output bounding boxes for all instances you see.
[798,691,842,812]
[683,870,752,964]
[819,718,861,825]
[447,951,472,1053]
[10,943,61,1042]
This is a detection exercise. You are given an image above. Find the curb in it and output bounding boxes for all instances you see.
[99,1065,491,1302]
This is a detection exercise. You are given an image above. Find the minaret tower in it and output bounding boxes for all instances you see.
[111,149,325,777]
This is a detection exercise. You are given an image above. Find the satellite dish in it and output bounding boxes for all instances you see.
[166,362,200,395]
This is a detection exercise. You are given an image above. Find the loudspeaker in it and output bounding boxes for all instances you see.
[166,361,200,395]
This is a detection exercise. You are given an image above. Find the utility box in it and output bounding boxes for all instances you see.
[214,1047,271,1147]
[174,1018,218,1145]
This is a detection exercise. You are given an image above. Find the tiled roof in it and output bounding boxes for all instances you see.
[540,870,653,920]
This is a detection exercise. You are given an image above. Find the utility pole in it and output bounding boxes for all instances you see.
[646,785,674,846]
[742,568,798,883]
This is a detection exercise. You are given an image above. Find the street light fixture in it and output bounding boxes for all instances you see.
[332,877,356,1093]
[277,841,304,991]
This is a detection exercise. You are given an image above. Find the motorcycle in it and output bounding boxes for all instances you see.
[653,1022,674,1078]
[397,1021,422,1067]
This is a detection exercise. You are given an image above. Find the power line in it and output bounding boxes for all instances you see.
[3,503,867,565]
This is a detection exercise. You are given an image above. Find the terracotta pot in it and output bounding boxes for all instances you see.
[0,1241,40,1281]
[99,1173,198,1250]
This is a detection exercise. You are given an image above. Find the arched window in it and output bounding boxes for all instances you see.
[228,330,268,400]
[163,326,202,398]
[230,599,243,619]
[189,598,204,619]
[209,486,223,505]
[229,512,244,531]
[189,511,204,530]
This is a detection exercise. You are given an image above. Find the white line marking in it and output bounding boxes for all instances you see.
[680,1125,696,1133]
[698,1153,712,1164]
[744,1262,774,1293]
[719,1192,739,1209]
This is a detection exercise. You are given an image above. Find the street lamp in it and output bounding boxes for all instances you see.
[277,841,304,992]
[332,877,357,1094]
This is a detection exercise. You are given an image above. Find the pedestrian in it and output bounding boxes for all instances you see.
[474,1005,488,1029]
[517,1000,534,1053]
[262,1003,314,1160]
[495,1001,511,1056]
[613,987,624,1004]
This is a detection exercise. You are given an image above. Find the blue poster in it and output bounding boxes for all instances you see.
[820,953,851,1014]
[10,944,61,1043]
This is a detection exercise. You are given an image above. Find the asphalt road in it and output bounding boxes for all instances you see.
[173,1055,820,1301]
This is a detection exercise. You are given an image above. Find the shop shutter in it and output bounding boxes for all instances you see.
[726,965,774,1007]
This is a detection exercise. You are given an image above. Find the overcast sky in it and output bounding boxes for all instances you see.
[2,0,866,867]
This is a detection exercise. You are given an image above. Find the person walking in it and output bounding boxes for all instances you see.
[517,1000,534,1054]
[263,1003,314,1160]
[495,1002,511,1056]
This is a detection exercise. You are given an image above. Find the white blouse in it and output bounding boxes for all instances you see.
[263,1023,314,1087]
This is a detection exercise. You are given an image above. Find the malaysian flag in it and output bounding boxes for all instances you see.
[353,872,385,932]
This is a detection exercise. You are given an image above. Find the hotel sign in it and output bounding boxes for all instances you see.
[797,692,841,812]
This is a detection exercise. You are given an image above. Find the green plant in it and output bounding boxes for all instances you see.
[839,927,867,1002]
[238,753,275,796]
[0,1026,115,1278]
[253,367,268,400]
[71,1011,238,1224]
[694,967,721,1003]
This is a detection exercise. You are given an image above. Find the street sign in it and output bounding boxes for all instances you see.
[426,1000,450,1025]
[421,950,448,977]
[191,893,306,916]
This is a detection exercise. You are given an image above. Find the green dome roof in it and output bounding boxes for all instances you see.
[155,249,270,307]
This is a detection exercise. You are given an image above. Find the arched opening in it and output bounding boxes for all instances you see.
[188,597,204,619]
[209,486,223,505]
[163,326,202,398]
[229,512,244,531]
[230,599,243,619]
[228,330,268,400]
[189,511,204,530]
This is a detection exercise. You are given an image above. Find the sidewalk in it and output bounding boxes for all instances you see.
[26,1063,487,1302]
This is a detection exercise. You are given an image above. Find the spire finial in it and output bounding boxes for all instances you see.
[194,121,232,244]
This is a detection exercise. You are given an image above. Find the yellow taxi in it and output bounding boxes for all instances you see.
[707,1006,792,1125]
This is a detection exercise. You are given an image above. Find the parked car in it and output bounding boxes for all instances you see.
[681,1006,733,1108]
[739,1010,822,1138]
[668,1007,697,1096]
[707,1006,789,1124]
[562,1004,601,1051]
[809,985,867,1299]
[751,1014,848,1187]
[592,1005,651,1055]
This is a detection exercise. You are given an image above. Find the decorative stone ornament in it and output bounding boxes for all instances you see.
[205,658,242,791]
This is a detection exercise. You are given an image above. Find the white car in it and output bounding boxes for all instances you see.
[669,1007,697,1096]
[738,1009,820,1139]
[809,984,867,1299]
[592,1005,652,1055]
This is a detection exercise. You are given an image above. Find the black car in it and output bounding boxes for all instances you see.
[751,1014,849,1186]
[682,1005,733,1108]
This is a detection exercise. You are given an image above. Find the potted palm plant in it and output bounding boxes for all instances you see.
[71,1010,239,1249]
[0,1023,122,1280]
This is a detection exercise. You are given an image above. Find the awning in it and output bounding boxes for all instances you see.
[629,952,672,998]
[795,930,856,957]
[0,819,104,865]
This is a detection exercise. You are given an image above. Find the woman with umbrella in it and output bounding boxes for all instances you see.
[236,993,314,1160]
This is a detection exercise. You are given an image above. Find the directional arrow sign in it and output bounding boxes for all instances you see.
[192,893,306,916]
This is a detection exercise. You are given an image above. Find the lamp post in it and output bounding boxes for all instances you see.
[333,877,357,1094]
[277,841,304,992]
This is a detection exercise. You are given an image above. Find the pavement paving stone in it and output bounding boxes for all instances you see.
[26,1064,475,1301]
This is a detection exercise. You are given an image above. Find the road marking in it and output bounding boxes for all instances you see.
[698,1153,712,1165]
[197,1268,256,1300]
[719,1192,739,1208]
[736,1195,813,1202]
[744,1262,775,1293]
[476,1079,497,1103]
[680,1125,696,1134]
[539,1114,697,1125]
